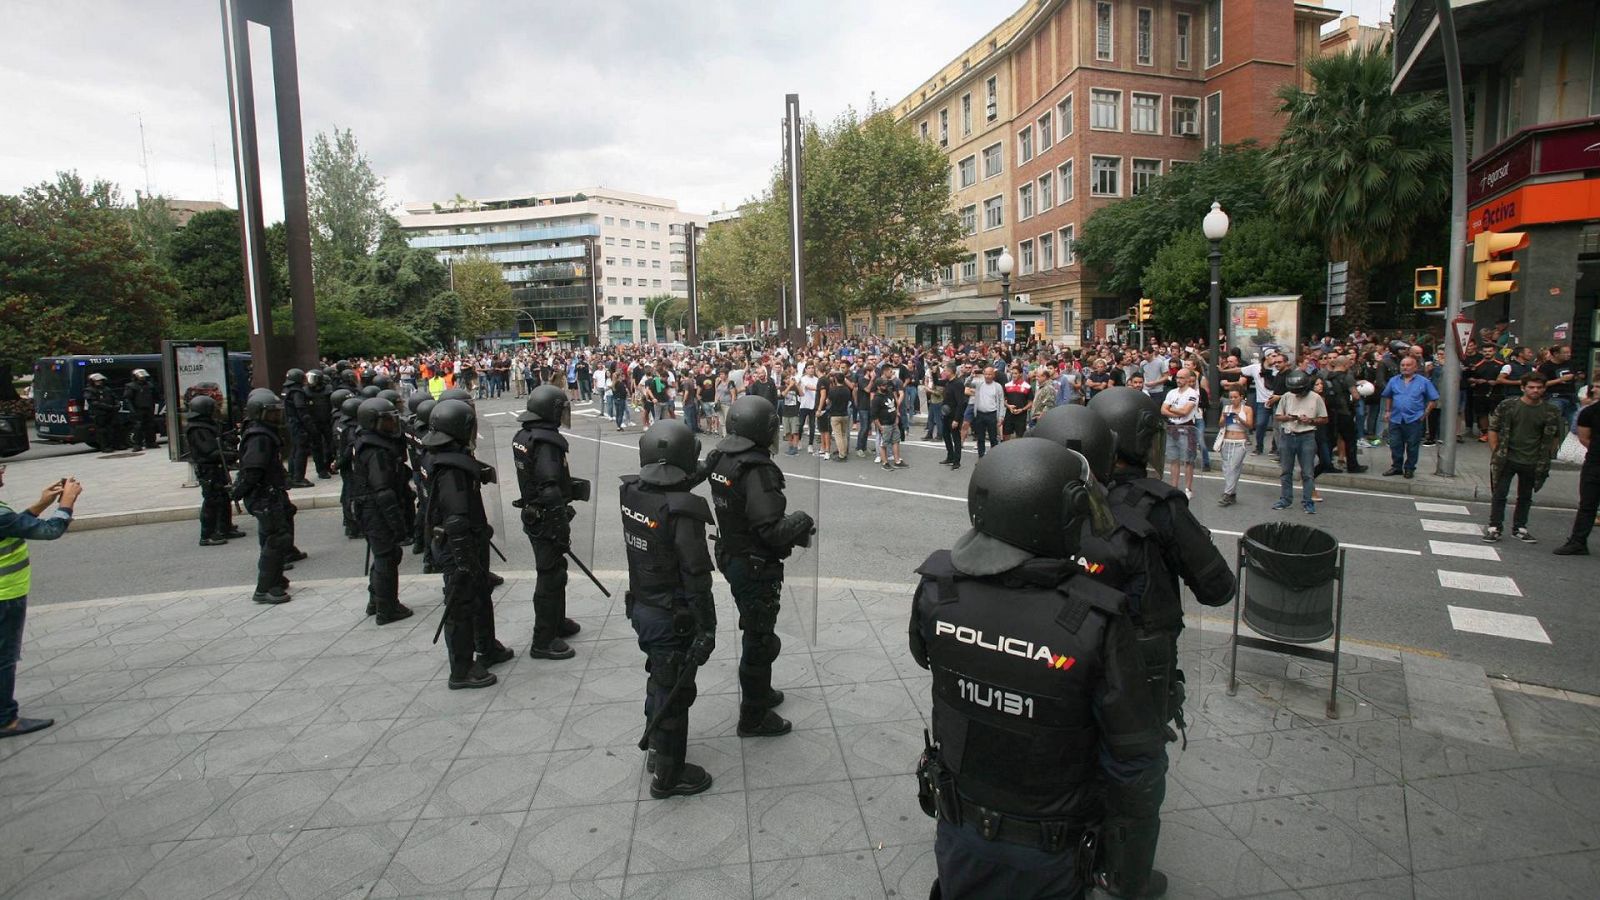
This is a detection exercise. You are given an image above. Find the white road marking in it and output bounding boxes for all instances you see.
[1429,540,1500,561]
[1437,569,1522,596]
[1447,606,1551,644]
[1421,519,1482,535]
[1209,529,1422,556]
[1415,502,1471,516]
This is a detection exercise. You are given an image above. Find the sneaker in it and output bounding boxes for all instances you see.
[1272,499,1291,511]
[1312,492,1323,502]
[1304,502,1316,515]
[1382,468,1402,477]
[894,460,909,468]
[1217,493,1235,507]
[1482,526,1502,543]
[1553,542,1589,556]
[1513,528,1536,544]
[856,450,866,459]
[222,529,247,539]
[882,462,894,471]
[1183,488,1193,500]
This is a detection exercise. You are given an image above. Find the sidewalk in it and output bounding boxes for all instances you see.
[1,574,1596,899]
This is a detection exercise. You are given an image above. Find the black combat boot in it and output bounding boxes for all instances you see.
[557,618,582,637]
[375,600,414,626]
[477,642,516,668]
[253,587,291,605]
[528,637,575,660]
[649,759,713,799]
[736,708,792,737]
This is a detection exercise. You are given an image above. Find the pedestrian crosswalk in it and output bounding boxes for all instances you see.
[1420,501,1548,645]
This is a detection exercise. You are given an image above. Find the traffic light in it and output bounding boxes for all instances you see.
[1473,230,1528,303]
[1413,266,1442,309]
[1138,298,1153,323]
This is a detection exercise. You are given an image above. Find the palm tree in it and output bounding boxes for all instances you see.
[1265,43,1450,332]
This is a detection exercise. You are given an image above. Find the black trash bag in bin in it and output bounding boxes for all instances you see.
[1242,523,1338,590]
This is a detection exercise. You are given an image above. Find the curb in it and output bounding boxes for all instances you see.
[68,491,343,532]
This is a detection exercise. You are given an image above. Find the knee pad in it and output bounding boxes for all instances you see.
[647,649,683,692]
[745,631,781,667]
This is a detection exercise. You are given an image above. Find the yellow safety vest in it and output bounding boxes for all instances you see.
[0,504,29,602]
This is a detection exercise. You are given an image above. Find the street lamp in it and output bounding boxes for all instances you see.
[997,248,1015,342]
[1202,201,1230,424]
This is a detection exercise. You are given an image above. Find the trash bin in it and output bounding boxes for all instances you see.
[1240,522,1339,643]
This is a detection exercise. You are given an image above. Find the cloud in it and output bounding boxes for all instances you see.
[0,0,1001,217]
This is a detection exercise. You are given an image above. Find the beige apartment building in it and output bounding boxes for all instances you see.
[866,0,1337,347]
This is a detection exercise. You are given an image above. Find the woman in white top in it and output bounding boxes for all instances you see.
[799,363,821,455]
[1217,386,1254,507]
[1161,368,1202,497]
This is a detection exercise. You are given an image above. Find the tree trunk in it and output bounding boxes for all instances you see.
[1339,264,1369,335]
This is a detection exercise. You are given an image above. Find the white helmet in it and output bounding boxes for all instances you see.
[88,373,107,382]
[132,369,150,379]
[1356,380,1376,398]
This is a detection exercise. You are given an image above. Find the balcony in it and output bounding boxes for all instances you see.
[511,285,591,304]
[408,223,599,250]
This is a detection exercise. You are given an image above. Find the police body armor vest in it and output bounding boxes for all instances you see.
[915,550,1125,820]
[619,476,684,608]
[1099,477,1185,634]
[351,432,407,500]
[240,422,283,470]
[512,425,571,506]
[707,447,778,557]
[185,420,222,469]
[426,450,488,533]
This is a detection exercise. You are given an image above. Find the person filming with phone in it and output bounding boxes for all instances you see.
[0,466,83,738]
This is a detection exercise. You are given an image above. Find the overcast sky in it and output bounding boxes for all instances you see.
[0,0,1390,219]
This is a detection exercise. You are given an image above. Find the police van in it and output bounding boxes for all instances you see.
[31,353,253,446]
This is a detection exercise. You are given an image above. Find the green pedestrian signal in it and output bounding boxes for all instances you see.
[1414,266,1442,309]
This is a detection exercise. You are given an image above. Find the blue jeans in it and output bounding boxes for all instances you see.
[1279,431,1317,504]
[1554,396,1578,433]
[1252,399,1272,453]
[0,596,26,726]
[1388,418,1424,472]
[855,408,872,452]
[1197,415,1211,468]
[924,397,944,438]
[901,385,919,434]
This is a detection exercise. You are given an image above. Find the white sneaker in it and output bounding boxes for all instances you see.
[1183,489,1193,500]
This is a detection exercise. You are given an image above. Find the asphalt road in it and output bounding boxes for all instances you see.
[27,391,1600,695]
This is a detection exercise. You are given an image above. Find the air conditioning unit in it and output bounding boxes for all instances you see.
[1178,122,1199,138]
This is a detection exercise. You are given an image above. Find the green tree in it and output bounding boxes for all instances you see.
[166,208,245,326]
[1265,44,1451,332]
[333,218,461,347]
[181,303,417,359]
[452,252,514,343]
[1141,218,1325,338]
[642,293,687,342]
[126,192,180,263]
[1077,142,1277,300]
[307,126,388,282]
[697,202,788,329]
[0,172,177,370]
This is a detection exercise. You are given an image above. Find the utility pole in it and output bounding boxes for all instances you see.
[1435,0,1468,477]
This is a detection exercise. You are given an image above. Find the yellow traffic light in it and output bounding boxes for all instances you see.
[1473,231,1527,303]
[1138,298,1153,323]
[1413,266,1442,309]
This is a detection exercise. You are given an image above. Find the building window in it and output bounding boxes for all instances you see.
[1060,225,1076,265]
[984,247,1004,279]
[1137,8,1153,65]
[1037,112,1053,152]
[651,259,660,268]
[1018,125,1034,164]
[622,277,632,287]
[1059,159,1074,201]
[1057,94,1073,139]
[986,76,998,120]
[607,277,617,286]
[959,155,977,188]
[1018,184,1035,220]
[983,143,1003,178]
[652,222,661,231]
[960,93,972,135]
[960,204,978,235]
[621,219,630,227]
[651,240,661,250]
[605,256,616,266]
[939,109,949,146]
[1091,156,1121,196]
[621,238,632,248]
[920,122,929,141]
[1205,91,1222,148]
[1040,232,1055,270]
[1091,89,1121,130]
[1206,0,1222,67]
[1131,93,1161,134]
[1171,97,1199,136]
[1176,13,1192,67]
[1019,239,1035,275]
[961,254,979,282]
[1096,1,1114,61]
[983,195,1004,230]
[605,236,616,246]
[621,258,631,267]
[1038,172,1053,210]
[652,279,662,288]
[1131,158,1162,195]
[604,216,615,225]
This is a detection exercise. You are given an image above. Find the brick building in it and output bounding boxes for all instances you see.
[875,0,1337,347]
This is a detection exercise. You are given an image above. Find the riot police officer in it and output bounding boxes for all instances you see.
[231,389,298,605]
[124,369,160,451]
[623,420,718,798]
[432,388,506,589]
[1084,386,1236,898]
[512,385,587,659]
[185,395,246,546]
[404,393,435,560]
[705,395,814,737]
[423,399,512,688]
[85,373,124,452]
[306,369,335,479]
[335,395,363,539]
[909,439,1167,899]
[351,398,415,625]
[282,369,315,487]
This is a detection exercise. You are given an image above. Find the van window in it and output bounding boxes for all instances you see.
[32,361,71,403]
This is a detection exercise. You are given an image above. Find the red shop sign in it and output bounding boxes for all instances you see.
[1468,138,1534,205]
[1538,120,1600,177]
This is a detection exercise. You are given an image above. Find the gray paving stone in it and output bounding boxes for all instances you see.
[837,720,923,780]
[362,713,478,766]
[752,850,884,899]
[139,690,267,735]
[496,880,625,899]
[531,746,646,809]
[166,726,302,780]
[502,802,634,886]
[241,822,409,900]
[871,838,937,899]
[741,726,846,789]
[629,790,750,874]
[1297,874,1419,899]
[813,648,901,686]
[1155,806,1295,898]
[267,718,392,772]
[621,864,752,900]
[0,785,125,857]
[423,753,547,818]
[188,768,346,839]
[1405,769,1600,871]
[1213,793,1410,889]
[7,841,177,900]
[748,780,869,862]
[462,707,565,757]
[303,761,449,828]
[556,701,645,750]
[853,774,934,849]
[125,831,293,900]
[70,775,245,849]
[0,735,115,794]
[371,811,521,896]
[1411,850,1600,900]
[822,680,921,727]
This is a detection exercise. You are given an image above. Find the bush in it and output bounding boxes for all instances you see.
[177,304,420,359]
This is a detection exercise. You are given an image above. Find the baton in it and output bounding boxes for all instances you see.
[488,538,509,563]
[363,541,371,578]
[565,549,612,597]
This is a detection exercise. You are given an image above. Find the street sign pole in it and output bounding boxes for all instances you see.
[1435,0,1469,477]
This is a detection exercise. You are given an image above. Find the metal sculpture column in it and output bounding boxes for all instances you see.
[782,94,805,346]
[220,0,318,388]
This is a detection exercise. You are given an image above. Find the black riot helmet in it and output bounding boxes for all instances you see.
[360,386,381,399]
[305,369,323,387]
[283,368,305,386]
[423,398,476,449]
[1029,404,1118,483]
[245,388,284,424]
[1284,369,1314,396]
[1088,386,1164,469]
[335,359,351,372]
[960,439,1103,567]
[357,397,400,433]
[724,395,780,451]
[359,369,375,388]
[185,394,217,421]
[373,373,392,390]
[330,388,353,409]
[340,397,363,421]
[406,391,433,417]
[438,387,473,405]
[638,420,701,487]
[377,389,402,406]
[519,385,568,425]
[413,398,437,430]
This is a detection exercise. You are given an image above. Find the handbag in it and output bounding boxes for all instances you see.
[1557,431,1586,466]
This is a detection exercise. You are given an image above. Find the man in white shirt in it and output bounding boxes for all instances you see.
[1161,369,1202,497]
[1236,351,1284,454]
[969,367,1005,458]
